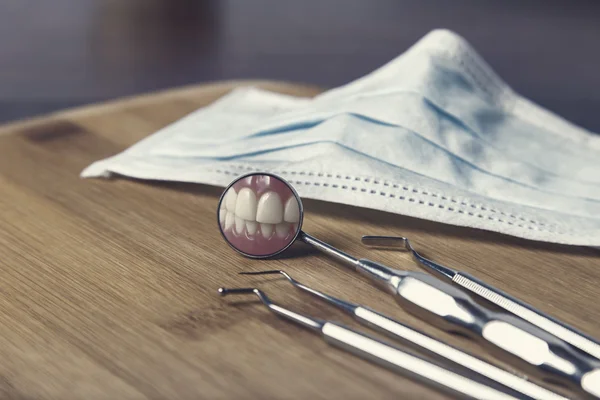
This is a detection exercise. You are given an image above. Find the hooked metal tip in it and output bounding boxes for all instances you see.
[361,235,413,251]
[240,269,358,314]
[218,284,324,331]
[240,270,297,284]
[361,235,456,280]
[240,269,296,281]
[217,287,271,305]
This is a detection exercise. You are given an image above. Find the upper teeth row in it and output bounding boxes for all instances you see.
[222,188,300,224]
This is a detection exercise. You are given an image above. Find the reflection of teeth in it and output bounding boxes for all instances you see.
[257,192,283,224]
[225,211,235,231]
[235,215,245,234]
[261,223,273,238]
[235,188,257,221]
[246,221,258,235]
[284,197,300,223]
[222,184,298,241]
[276,222,290,238]
[224,188,237,212]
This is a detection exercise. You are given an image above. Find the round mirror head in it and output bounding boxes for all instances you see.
[217,172,303,258]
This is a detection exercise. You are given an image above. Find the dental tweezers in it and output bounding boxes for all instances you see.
[217,286,519,400]
[240,270,567,400]
[361,235,600,362]
[300,232,600,397]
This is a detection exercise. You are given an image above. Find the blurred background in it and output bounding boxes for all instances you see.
[1,0,600,131]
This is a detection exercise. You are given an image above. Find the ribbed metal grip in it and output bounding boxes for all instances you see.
[454,273,600,361]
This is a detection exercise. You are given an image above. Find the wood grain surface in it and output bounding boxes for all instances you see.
[0,81,598,400]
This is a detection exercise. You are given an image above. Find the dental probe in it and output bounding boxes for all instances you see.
[361,235,600,364]
[218,286,520,400]
[240,269,569,400]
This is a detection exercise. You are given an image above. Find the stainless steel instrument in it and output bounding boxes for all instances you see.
[216,172,600,398]
[240,269,568,400]
[301,232,600,398]
[361,235,600,364]
[218,286,519,400]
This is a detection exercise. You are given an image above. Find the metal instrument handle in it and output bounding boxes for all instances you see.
[321,322,518,400]
[453,271,600,362]
[240,270,569,400]
[361,235,600,364]
[359,260,599,396]
[353,306,568,400]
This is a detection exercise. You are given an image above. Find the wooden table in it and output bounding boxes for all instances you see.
[0,81,598,399]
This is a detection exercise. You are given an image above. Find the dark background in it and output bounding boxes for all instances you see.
[1,0,600,132]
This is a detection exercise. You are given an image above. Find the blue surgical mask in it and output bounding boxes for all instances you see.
[82,29,600,246]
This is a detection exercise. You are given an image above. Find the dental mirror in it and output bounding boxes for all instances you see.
[218,172,359,265]
[217,172,304,258]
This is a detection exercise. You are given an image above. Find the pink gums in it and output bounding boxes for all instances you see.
[219,174,300,257]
